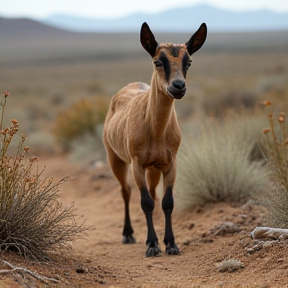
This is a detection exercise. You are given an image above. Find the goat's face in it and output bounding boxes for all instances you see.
[152,44,191,99]
[140,22,207,100]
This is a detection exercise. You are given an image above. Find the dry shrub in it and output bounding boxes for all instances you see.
[201,90,259,117]
[69,130,106,164]
[53,97,109,151]
[175,108,270,211]
[0,92,85,260]
[261,101,288,228]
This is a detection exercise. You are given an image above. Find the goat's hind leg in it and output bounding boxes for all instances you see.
[106,146,135,244]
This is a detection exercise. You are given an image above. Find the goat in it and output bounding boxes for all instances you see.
[103,22,207,257]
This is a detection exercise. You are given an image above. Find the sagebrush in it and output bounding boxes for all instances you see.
[0,92,85,260]
[175,108,270,210]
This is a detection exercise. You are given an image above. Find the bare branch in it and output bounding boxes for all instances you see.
[251,226,288,240]
[2,260,59,283]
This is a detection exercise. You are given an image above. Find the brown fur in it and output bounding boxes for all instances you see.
[103,22,207,256]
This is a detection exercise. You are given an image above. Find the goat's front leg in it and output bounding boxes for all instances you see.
[132,162,161,257]
[162,160,180,255]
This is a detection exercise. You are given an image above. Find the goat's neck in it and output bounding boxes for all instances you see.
[146,72,175,136]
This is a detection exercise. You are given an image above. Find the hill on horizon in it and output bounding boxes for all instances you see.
[41,4,288,33]
[1,16,288,70]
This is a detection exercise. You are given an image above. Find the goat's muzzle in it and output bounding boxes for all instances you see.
[167,80,186,99]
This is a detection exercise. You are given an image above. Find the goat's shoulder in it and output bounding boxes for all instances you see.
[115,82,149,98]
[110,82,149,113]
[126,82,150,92]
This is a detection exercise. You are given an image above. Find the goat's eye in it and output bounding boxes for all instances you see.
[187,60,192,70]
[154,60,163,68]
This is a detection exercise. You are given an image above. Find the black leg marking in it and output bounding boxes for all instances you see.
[162,186,179,255]
[141,188,161,257]
[122,198,136,244]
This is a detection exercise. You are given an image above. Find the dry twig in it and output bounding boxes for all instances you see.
[0,260,59,284]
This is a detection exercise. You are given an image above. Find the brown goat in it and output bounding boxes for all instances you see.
[103,22,207,257]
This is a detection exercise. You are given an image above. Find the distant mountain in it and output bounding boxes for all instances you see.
[0,17,77,42]
[2,17,288,66]
[42,5,288,32]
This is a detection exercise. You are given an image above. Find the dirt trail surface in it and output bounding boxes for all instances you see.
[1,156,288,288]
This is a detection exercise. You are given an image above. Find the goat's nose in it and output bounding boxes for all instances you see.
[172,79,186,90]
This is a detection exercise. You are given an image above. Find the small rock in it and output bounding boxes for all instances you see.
[277,258,284,263]
[239,237,251,248]
[199,238,214,243]
[14,274,24,286]
[246,247,255,254]
[263,240,277,248]
[246,241,264,254]
[210,222,241,236]
[279,234,288,241]
[188,223,195,230]
[53,274,62,280]
[216,259,245,273]
[76,267,87,274]
[182,240,192,246]
[253,241,264,251]
[98,279,106,284]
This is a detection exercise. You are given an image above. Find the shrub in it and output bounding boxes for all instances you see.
[261,101,288,228]
[53,97,109,150]
[175,108,270,211]
[0,92,85,260]
[201,90,259,117]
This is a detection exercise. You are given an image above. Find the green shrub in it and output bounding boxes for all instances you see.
[53,97,109,150]
[175,108,270,211]
[0,92,85,260]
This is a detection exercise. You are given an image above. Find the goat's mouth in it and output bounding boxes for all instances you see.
[167,87,186,100]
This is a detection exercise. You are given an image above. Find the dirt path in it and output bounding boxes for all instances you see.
[2,156,288,288]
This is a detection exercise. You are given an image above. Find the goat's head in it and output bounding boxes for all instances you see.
[140,22,207,99]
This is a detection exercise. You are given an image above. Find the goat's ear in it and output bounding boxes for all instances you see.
[140,22,158,57]
[185,23,207,55]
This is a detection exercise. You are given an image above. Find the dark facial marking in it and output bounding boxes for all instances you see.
[159,51,170,82]
[182,53,190,77]
[168,46,181,57]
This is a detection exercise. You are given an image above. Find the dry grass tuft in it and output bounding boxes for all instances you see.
[0,92,85,260]
[175,108,270,211]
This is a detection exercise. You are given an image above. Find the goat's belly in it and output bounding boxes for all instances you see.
[106,123,131,164]
[142,150,173,172]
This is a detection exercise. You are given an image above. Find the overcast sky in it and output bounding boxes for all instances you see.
[1,0,288,19]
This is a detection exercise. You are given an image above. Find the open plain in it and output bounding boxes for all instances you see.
[1,18,288,287]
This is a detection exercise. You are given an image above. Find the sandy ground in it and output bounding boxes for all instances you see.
[1,155,288,288]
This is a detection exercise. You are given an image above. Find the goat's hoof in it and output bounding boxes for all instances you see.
[146,247,161,257]
[165,244,180,255]
[146,243,161,257]
[122,235,136,244]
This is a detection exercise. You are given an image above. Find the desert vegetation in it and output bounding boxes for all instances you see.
[0,92,85,260]
[260,101,288,228]
[175,96,288,230]
[1,18,288,286]
[53,97,108,150]
[175,108,270,210]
